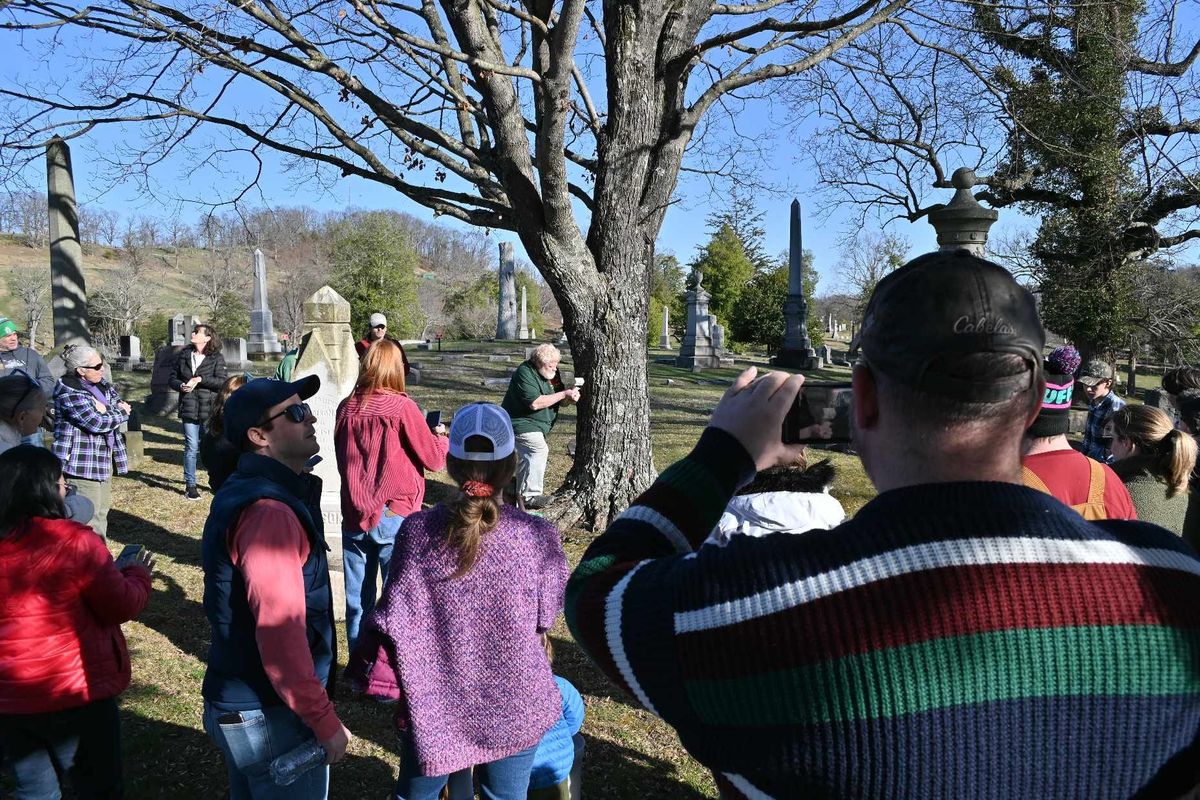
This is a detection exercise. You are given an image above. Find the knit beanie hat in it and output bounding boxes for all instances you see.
[1028,345,1080,438]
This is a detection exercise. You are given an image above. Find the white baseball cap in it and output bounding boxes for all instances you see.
[449,403,515,461]
[369,312,388,328]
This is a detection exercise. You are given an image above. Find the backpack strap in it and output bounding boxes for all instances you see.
[1021,465,1053,495]
[1086,457,1107,507]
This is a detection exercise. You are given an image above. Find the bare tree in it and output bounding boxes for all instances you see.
[91,262,150,339]
[78,205,121,249]
[0,0,908,526]
[6,265,50,349]
[0,190,47,248]
[836,229,909,311]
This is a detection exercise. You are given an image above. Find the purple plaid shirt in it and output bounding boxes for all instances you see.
[53,378,130,481]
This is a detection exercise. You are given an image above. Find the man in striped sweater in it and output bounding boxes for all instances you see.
[566,250,1200,799]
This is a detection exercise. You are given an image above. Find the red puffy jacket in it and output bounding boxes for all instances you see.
[0,517,152,714]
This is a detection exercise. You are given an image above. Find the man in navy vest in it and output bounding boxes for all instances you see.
[200,376,352,798]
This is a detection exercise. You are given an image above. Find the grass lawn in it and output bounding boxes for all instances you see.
[18,343,874,799]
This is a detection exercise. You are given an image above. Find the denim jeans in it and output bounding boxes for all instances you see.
[515,431,549,499]
[393,737,537,800]
[343,507,404,653]
[20,431,43,447]
[0,697,123,800]
[202,702,328,800]
[183,421,205,488]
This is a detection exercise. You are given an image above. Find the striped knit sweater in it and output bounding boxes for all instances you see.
[565,428,1200,799]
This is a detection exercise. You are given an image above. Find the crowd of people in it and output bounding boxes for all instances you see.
[2,247,1200,800]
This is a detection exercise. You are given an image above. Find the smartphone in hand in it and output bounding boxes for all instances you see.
[782,382,854,446]
[114,544,144,570]
[425,410,442,430]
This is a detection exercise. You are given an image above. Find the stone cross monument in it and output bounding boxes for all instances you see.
[46,137,89,349]
[247,248,282,355]
[659,305,672,349]
[675,271,720,371]
[496,243,518,339]
[293,286,359,538]
[772,199,819,369]
[926,168,999,255]
[518,285,530,340]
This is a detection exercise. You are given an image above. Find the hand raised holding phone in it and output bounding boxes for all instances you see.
[114,544,156,572]
[710,367,807,472]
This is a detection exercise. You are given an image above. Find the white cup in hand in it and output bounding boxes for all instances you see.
[574,377,585,387]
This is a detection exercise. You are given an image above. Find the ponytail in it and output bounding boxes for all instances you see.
[442,449,518,578]
[1159,428,1198,499]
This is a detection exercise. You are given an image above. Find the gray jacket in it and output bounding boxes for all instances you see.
[0,345,55,395]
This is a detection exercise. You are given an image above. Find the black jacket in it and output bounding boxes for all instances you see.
[169,347,228,423]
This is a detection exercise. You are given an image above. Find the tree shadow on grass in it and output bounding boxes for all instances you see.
[583,735,715,799]
[145,445,185,468]
[123,468,185,493]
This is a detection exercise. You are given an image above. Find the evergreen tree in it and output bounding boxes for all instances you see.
[327,211,424,338]
[688,224,755,323]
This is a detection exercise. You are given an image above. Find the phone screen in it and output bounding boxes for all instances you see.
[782,382,854,445]
[117,544,143,562]
[426,410,442,429]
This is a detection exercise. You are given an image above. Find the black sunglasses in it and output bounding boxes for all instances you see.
[81,362,104,371]
[372,324,387,330]
[260,402,312,426]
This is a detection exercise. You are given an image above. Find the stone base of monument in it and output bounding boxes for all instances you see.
[245,351,277,362]
[142,391,179,417]
[772,348,824,370]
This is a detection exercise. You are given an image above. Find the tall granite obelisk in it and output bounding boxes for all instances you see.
[496,243,518,339]
[518,285,530,340]
[772,199,819,369]
[247,248,282,355]
[46,137,89,349]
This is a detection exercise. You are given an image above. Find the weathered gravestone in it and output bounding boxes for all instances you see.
[518,285,530,340]
[222,337,248,370]
[676,272,721,371]
[247,248,282,356]
[170,314,201,346]
[293,286,359,538]
[659,306,672,349]
[112,335,141,372]
[496,243,518,340]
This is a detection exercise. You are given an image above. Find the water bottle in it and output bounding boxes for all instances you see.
[269,739,327,786]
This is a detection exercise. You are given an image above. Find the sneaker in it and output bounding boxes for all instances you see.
[524,494,552,510]
[186,485,201,500]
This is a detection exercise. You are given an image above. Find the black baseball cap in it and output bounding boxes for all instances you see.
[858,249,1045,402]
[223,376,320,447]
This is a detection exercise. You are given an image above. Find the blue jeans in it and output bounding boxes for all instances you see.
[343,508,403,653]
[20,431,43,447]
[183,421,205,487]
[202,702,328,800]
[393,737,537,800]
[0,697,122,800]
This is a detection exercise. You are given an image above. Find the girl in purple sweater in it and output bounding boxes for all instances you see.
[372,402,569,800]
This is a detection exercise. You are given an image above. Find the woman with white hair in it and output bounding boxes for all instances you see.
[52,344,131,538]
[500,344,579,508]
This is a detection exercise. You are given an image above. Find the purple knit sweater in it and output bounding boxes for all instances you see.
[374,503,569,776]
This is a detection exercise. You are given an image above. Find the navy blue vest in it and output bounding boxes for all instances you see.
[201,453,336,709]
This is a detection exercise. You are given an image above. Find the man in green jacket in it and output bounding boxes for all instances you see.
[500,344,579,509]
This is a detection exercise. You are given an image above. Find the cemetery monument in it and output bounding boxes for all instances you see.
[246,248,282,356]
[772,199,820,370]
[497,242,518,339]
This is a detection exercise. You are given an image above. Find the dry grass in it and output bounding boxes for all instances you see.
[11,343,876,799]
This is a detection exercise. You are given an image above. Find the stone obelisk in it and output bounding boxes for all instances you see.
[659,305,672,349]
[772,199,818,369]
[518,285,530,340]
[46,137,89,349]
[247,248,282,355]
[496,243,517,339]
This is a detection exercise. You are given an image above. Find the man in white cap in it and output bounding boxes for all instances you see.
[0,316,55,446]
[355,312,411,376]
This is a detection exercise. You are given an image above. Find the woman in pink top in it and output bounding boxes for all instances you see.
[334,338,448,651]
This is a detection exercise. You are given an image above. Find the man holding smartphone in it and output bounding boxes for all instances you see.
[566,250,1200,798]
[199,377,351,798]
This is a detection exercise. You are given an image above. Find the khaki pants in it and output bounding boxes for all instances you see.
[72,477,112,539]
[515,431,549,499]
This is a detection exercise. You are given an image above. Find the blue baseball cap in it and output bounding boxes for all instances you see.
[223,376,320,447]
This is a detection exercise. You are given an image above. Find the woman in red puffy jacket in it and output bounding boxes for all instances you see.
[0,445,154,798]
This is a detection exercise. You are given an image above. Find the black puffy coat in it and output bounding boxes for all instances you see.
[169,347,228,423]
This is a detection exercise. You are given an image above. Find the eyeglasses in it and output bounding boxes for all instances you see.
[372,324,387,330]
[259,402,312,426]
[81,362,104,371]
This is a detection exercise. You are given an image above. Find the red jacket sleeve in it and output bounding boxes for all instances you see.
[231,500,343,741]
[77,529,152,626]
[400,397,449,473]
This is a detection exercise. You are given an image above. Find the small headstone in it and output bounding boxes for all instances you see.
[712,322,726,354]
[170,314,201,346]
[819,344,834,363]
[441,354,466,362]
[120,335,141,361]
[488,355,510,363]
[483,377,510,389]
[556,333,568,345]
[222,337,248,369]
[143,344,184,416]
[123,429,144,469]
[293,286,359,537]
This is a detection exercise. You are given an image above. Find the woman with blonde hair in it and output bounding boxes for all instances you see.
[334,338,448,651]
[1110,404,1198,535]
[363,402,568,800]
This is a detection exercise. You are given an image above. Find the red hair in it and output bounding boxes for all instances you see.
[356,338,406,397]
